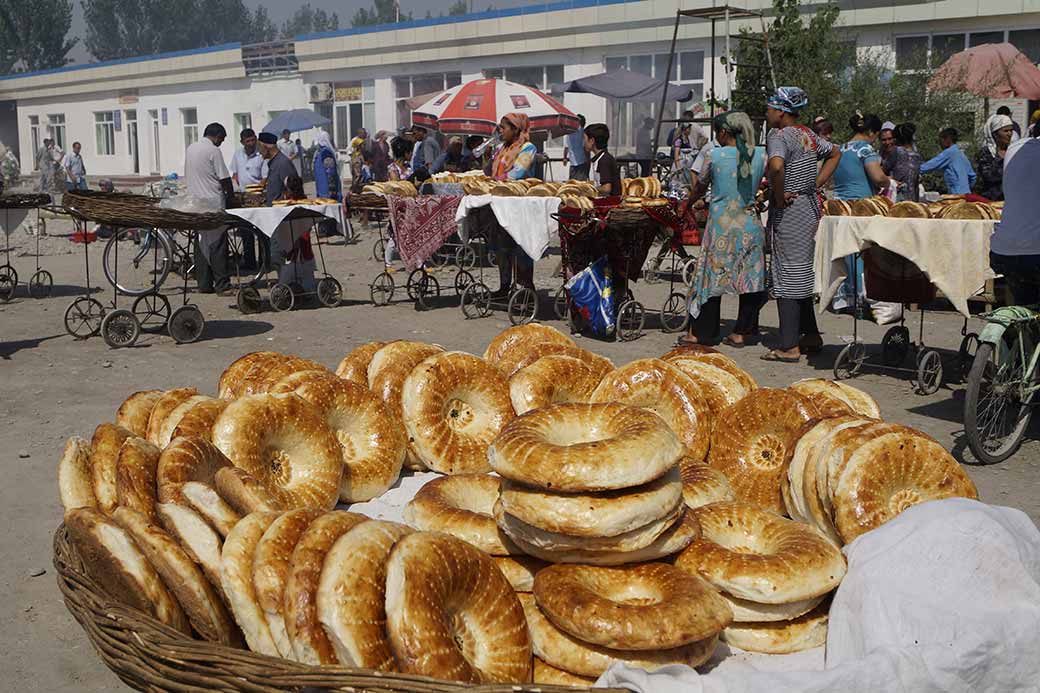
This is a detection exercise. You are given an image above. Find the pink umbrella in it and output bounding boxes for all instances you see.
[929,42,1040,99]
[412,78,580,136]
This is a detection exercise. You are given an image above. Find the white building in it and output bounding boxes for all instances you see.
[1,0,1037,178]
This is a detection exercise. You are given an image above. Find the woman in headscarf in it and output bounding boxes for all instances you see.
[312,130,341,201]
[369,130,391,182]
[885,123,922,202]
[975,113,1015,201]
[681,111,769,347]
[488,113,537,295]
[763,87,841,363]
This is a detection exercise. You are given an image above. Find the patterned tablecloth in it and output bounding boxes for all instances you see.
[386,194,463,270]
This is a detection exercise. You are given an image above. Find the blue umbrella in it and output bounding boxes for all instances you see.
[262,109,332,134]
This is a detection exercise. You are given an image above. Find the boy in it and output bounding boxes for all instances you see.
[583,123,620,196]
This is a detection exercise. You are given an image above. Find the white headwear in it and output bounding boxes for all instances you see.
[881,121,896,132]
[985,114,1014,155]
[314,129,334,152]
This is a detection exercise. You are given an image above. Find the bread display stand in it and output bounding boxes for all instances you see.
[0,193,52,302]
[814,215,996,395]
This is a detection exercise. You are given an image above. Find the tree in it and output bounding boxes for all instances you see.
[249,6,278,43]
[0,0,77,73]
[352,0,411,27]
[281,3,339,38]
[447,0,468,16]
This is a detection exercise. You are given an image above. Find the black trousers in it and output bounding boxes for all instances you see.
[691,291,767,343]
[776,297,820,351]
[990,252,1040,305]
[194,231,230,292]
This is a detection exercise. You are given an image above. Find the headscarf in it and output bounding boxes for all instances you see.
[492,112,530,180]
[881,121,896,132]
[314,129,334,153]
[767,86,808,114]
[713,111,757,203]
[985,114,1014,155]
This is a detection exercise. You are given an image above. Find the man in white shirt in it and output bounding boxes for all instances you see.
[278,129,299,173]
[185,122,234,294]
[228,127,268,271]
[62,141,87,191]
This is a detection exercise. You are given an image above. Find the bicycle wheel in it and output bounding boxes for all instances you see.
[103,227,173,296]
[965,340,1035,464]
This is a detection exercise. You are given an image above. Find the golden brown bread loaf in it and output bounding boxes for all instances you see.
[145,388,199,446]
[405,474,518,555]
[115,389,163,437]
[721,599,830,654]
[90,422,135,515]
[221,511,281,656]
[508,354,605,414]
[334,341,388,384]
[679,457,735,509]
[483,323,576,371]
[170,397,229,442]
[114,437,161,522]
[58,436,96,511]
[157,436,232,505]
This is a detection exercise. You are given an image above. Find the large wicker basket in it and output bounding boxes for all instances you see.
[54,523,612,692]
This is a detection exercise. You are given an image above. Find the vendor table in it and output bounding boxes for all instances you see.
[814,216,996,319]
[225,203,347,245]
[456,194,560,262]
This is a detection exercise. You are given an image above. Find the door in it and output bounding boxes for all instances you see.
[149,110,161,174]
[126,110,139,174]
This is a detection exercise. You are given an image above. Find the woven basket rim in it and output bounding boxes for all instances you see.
[53,522,615,692]
[61,190,234,231]
[0,193,52,209]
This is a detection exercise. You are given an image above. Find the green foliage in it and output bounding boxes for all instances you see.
[352,0,411,27]
[281,3,339,38]
[249,6,278,43]
[0,0,77,73]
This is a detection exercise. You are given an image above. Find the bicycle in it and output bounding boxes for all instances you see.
[963,304,1040,464]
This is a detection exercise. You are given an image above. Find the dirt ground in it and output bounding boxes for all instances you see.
[2,213,1038,691]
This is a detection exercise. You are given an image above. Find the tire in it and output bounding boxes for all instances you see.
[660,292,688,333]
[553,285,569,320]
[461,282,492,319]
[269,283,294,312]
[131,293,172,333]
[617,299,645,341]
[965,341,1034,464]
[406,269,428,301]
[102,227,173,296]
[168,304,205,344]
[370,271,395,306]
[915,349,943,395]
[682,258,699,287]
[455,244,477,270]
[0,264,17,302]
[316,277,342,308]
[372,237,386,263]
[958,332,980,382]
[881,325,911,367]
[453,270,474,296]
[507,287,537,326]
[236,286,263,314]
[64,297,104,339]
[834,342,866,380]
[414,273,440,311]
[100,308,141,348]
[28,269,53,299]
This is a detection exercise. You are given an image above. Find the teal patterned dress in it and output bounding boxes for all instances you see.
[689,145,767,317]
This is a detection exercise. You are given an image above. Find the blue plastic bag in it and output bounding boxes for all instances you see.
[565,256,616,337]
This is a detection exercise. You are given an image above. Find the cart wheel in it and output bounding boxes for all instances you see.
[414,273,441,310]
[508,287,538,326]
[660,292,689,333]
[372,238,386,263]
[101,309,141,349]
[0,264,17,302]
[370,271,395,306]
[428,249,449,268]
[833,342,866,380]
[454,270,475,296]
[553,285,569,320]
[269,283,295,312]
[316,277,343,308]
[455,244,477,270]
[131,293,172,333]
[958,332,980,381]
[916,350,944,395]
[406,269,427,301]
[617,299,645,341]
[168,304,205,344]
[236,286,263,314]
[64,297,104,339]
[28,269,53,299]
[461,282,492,319]
[682,258,699,287]
[880,325,911,367]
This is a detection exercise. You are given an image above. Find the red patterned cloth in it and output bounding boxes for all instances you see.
[386,194,463,270]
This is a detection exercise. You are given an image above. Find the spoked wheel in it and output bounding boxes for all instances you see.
[372,238,386,263]
[131,293,172,333]
[617,299,645,341]
[660,292,689,333]
[461,282,492,319]
[454,270,475,296]
[28,269,53,299]
[958,332,980,381]
[316,277,343,308]
[455,244,477,270]
[413,273,441,311]
[406,269,430,301]
[0,264,17,302]
[102,227,173,296]
[63,297,104,339]
[269,282,295,312]
[507,287,538,326]
[427,249,450,268]
[100,309,141,349]
[965,340,1035,464]
[236,286,263,314]
[682,257,699,287]
[168,304,205,344]
[834,342,866,380]
[553,285,569,320]
[370,271,395,306]
[881,325,911,367]
[915,349,944,395]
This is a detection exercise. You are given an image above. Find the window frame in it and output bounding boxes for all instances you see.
[181,107,199,147]
[47,113,66,151]
[894,28,1040,71]
[394,72,463,130]
[94,111,117,156]
[233,112,253,135]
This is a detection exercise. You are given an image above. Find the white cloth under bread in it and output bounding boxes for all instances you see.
[455,194,558,261]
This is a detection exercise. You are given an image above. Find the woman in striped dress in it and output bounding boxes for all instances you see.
[763,87,841,362]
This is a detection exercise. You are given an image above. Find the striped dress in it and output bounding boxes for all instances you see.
[766,126,834,299]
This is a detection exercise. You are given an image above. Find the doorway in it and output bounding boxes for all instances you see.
[126,109,139,174]
[149,109,160,174]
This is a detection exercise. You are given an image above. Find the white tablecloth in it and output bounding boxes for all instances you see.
[455,194,559,261]
[225,203,347,240]
[814,216,995,318]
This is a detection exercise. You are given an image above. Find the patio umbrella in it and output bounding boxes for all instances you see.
[262,109,332,134]
[411,78,580,136]
[929,43,1040,99]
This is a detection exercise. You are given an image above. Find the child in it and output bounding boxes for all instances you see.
[284,174,305,201]
[582,123,620,196]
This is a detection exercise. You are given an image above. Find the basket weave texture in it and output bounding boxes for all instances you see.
[54,523,615,693]
[62,190,235,231]
[0,193,52,209]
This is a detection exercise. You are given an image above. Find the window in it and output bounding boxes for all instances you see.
[234,113,252,134]
[969,31,1004,48]
[1011,29,1040,63]
[897,29,1040,71]
[394,72,462,129]
[95,111,116,156]
[483,65,563,91]
[895,36,929,70]
[47,113,66,150]
[181,108,198,146]
[28,115,40,167]
[931,34,965,67]
[333,80,375,148]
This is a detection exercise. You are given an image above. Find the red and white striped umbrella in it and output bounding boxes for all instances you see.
[412,78,580,136]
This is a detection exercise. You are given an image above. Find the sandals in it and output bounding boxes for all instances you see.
[722,336,745,349]
[760,350,801,363]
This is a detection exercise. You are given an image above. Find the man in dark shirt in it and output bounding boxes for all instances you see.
[583,123,620,196]
[259,132,297,205]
